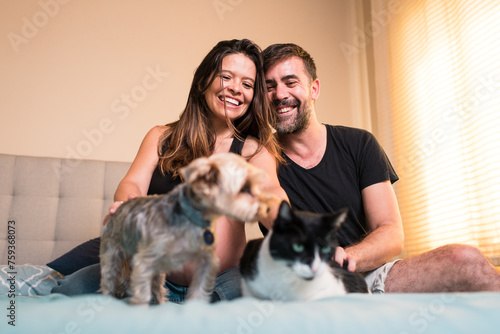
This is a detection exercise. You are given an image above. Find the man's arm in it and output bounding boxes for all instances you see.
[345,180,404,272]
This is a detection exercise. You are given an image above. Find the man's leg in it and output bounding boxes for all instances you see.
[385,244,500,292]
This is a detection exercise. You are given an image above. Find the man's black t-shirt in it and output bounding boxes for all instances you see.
[278,125,399,247]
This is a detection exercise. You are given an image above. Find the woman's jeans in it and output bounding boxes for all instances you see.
[51,263,242,303]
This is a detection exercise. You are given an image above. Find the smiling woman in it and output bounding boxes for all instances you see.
[203,53,256,129]
[157,39,283,178]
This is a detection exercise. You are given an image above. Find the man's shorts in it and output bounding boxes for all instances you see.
[363,259,400,293]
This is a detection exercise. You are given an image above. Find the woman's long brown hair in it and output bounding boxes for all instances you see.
[158,39,283,177]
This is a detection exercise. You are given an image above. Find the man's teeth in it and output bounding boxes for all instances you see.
[278,106,294,114]
[223,97,241,106]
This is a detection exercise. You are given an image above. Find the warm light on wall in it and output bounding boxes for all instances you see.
[378,0,500,265]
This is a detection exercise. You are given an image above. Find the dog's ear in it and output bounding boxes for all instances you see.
[195,163,219,186]
[180,159,219,189]
[192,163,220,198]
[179,157,210,183]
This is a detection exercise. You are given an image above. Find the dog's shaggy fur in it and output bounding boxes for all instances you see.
[99,153,276,305]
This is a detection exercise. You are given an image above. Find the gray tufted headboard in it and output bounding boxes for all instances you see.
[0,154,130,265]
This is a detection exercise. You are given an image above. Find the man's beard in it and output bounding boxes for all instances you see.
[274,98,311,135]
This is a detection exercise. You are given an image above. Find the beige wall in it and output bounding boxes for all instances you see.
[1,0,368,162]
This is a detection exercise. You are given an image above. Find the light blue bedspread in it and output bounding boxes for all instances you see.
[1,292,499,334]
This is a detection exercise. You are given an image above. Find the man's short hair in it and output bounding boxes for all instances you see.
[262,43,317,81]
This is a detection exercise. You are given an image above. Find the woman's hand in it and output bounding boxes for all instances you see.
[103,195,137,225]
[108,200,124,215]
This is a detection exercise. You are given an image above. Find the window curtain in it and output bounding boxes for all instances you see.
[371,0,500,265]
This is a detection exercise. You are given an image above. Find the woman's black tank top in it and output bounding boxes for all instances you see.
[147,136,245,195]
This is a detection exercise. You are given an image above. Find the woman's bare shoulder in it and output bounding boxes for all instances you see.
[139,125,167,145]
[241,135,277,168]
[241,135,260,156]
[148,125,168,137]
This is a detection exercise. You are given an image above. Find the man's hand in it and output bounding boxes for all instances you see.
[335,246,356,272]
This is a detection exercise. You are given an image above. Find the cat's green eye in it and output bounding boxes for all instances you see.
[292,243,304,253]
[321,246,331,254]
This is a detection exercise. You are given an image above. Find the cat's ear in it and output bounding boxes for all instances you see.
[327,207,348,231]
[323,208,348,245]
[274,201,294,231]
[277,201,293,222]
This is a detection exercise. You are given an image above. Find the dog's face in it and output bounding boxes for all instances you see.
[180,153,274,222]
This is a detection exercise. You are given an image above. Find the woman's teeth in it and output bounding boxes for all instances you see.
[221,97,241,106]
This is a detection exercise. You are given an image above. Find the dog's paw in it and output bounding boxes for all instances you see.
[186,289,211,302]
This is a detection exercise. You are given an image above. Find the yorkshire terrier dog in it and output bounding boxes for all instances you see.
[100,153,276,305]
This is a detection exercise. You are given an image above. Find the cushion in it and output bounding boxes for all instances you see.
[0,264,62,296]
[46,238,101,275]
[0,154,130,265]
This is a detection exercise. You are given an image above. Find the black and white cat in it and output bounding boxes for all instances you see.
[239,201,369,301]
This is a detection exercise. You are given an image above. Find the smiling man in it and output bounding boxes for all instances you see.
[262,43,500,293]
[268,56,316,136]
